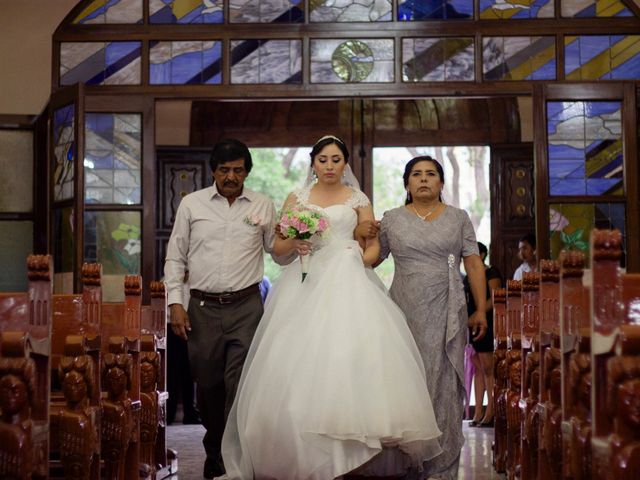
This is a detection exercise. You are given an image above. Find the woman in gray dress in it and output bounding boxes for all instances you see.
[367,156,488,479]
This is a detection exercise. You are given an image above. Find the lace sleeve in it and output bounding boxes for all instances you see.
[293,187,310,206]
[346,189,371,209]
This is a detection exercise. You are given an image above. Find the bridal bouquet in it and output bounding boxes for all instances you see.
[278,206,329,282]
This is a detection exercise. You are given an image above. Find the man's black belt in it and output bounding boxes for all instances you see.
[190,283,260,305]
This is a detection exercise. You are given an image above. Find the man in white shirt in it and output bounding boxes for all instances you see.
[164,139,288,479]
[513,233,537,280]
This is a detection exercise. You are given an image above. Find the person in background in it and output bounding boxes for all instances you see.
[464,242,502,427]
[513,233,536,280]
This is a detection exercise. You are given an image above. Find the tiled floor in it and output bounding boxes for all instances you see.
[166,420,504,479]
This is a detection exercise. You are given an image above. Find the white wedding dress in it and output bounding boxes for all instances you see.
[219,187,442,480]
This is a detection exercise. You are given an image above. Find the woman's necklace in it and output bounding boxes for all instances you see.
[411,203,439,220]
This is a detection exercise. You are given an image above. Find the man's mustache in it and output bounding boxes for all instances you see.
[224,181,239,187]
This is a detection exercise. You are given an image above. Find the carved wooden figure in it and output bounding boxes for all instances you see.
[140,338,160,475]
[518,272,540,480]
[100,275,143,480]
[58,336,99,480]
[505,279,522,480]
[0,254,53,480]
[0,335,37,479]
[101,338,135,480]
[492,288,508,473]
[559,250,589,480]
[140,281,176,479]
[537,259,560,480]
[50,263,102,479]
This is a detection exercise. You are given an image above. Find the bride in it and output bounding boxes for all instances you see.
[219,135,442,480]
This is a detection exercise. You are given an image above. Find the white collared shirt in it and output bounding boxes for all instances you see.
[513,261,533,280]
[164,184,278,306]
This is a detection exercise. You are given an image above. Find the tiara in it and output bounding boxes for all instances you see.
[314,134,344,146]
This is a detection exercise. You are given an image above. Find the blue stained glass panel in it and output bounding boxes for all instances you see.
[547,100,623,196]
[565,35,640,80]
[398,0,473,20]
[85,113,141,205]
[149,0,224,23]
[60,42,141,86]
[150,41,222,85]
[53,104,75,202]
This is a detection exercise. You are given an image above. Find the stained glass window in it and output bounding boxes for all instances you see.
[310,39,394,83]
[398,0,473,20]
[84,210,141,301]
[310,0,391,22]
[60,42,142,86]
[479,0,554,18]
[565,35,640,80]
[53,104,75,202]
[547,101,623,196]
[0,131,33,212]
[84,211,141,274]
[561,0,632,17]
[150,41,222,84]
[403,37,475,82]
[149,0,224,23]
[483,36,556,80]
[230,40,302,84]
[72,0,143,24]
[230,0,304,23]
[85,113,142,205]
[549,203,626,265]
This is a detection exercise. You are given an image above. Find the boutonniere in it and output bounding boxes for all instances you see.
[243,213,262,227]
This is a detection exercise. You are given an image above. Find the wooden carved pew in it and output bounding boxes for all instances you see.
[505,279,522,480]
[590,229,626,480]
[50,263,102,479]
[558,250,590,480]
[140,281,176,479]
[0,255,52,479]
[492,287,508,473]
[101,275,143,480]
[518,272,540,480]
[537,259,561,480]
[606,273,640,478]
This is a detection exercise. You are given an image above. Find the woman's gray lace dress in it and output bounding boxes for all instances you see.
[380,205,479,480]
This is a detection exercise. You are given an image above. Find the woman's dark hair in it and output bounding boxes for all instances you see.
[309,135,350,165]
[477,241,488,258]
[210,138,253,173]
[403,156,445,204]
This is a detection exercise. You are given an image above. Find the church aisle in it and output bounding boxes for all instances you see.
[166,421,502,479]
